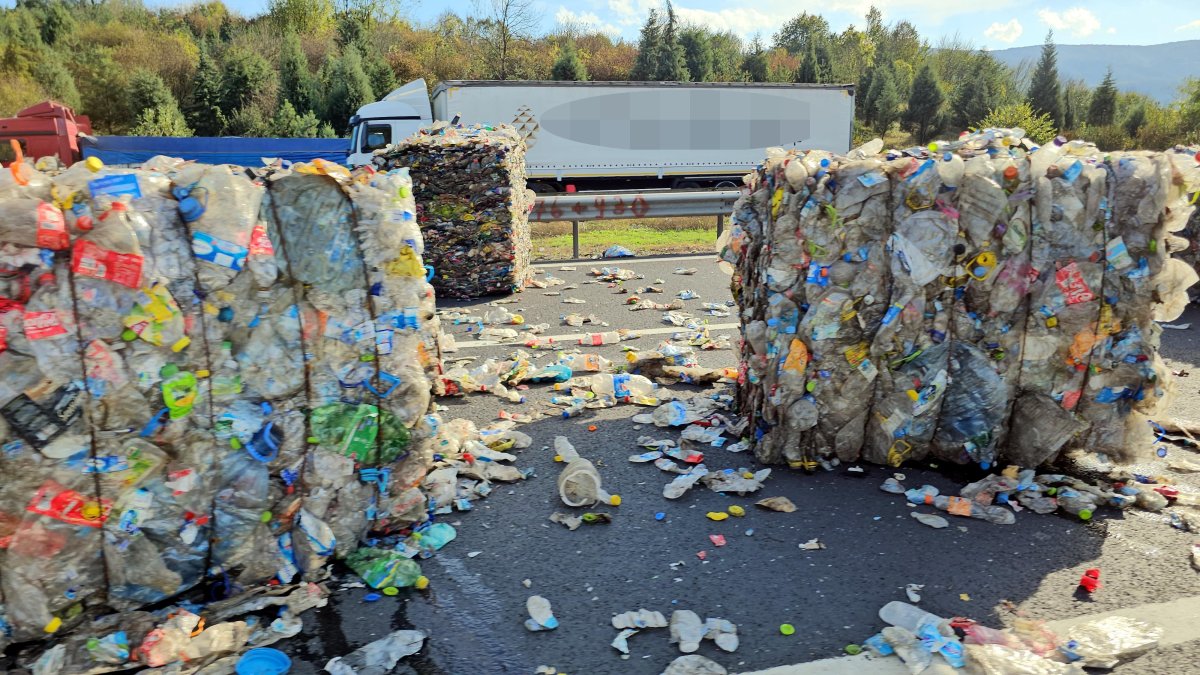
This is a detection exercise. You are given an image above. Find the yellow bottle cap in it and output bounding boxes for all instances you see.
[45,616,62,633]
[84,156,103,172]
[609,495,622,506]
[415,575,430,590]
[81,502,101,521]
[728,505,745,517]
[706,512,729,521]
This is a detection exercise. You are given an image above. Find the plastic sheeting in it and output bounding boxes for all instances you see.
[723,134,1200,470]
[0,156,439,658]
[373,124,534,299]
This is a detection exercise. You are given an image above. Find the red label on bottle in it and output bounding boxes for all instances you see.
[0,325,6,352]
[35,202,69,250]
[249,221,275,256]
[1055,262,1095,305]
[26,480,112,527]
[23,310,67,340]
[72,239,143,288]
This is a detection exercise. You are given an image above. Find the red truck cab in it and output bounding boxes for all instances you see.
[0,101,92,167]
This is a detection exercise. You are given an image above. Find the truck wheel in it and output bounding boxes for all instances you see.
[528,182,558,194]
[673,180,701,190]
[714,180,739,189]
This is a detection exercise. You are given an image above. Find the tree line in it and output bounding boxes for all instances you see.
[1,0,1198,148]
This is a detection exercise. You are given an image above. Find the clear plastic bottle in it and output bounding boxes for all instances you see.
[578,331,621,346]
[589,373,655,400]
[557,352,612,372]
[879,601,946,633]
[0,199,69,249]
[936,152,965,190]
[171,164,264,292]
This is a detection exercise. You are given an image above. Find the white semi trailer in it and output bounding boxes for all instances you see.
[348,79,855,192]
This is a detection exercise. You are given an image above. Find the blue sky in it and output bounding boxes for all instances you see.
[97,0,1200,49]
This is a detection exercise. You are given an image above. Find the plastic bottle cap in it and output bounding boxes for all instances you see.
[728,505,745,517]
[179,196,205,223]
[260,511,272,523]
[1078,509,1093,521]
[235,648,291,675]
[81,502,101,520]
[84,156,103,172]
[160,363,179,378]
[609,495,622,506]
[171,337,191,352]
[415,575,430,590]
[383,586,399,596]
[780,623,795,635]
[845,645,863,655]
[364,593,381,602]
[655,512,666,521]
[44,616,62,633]
[121,328,138,341]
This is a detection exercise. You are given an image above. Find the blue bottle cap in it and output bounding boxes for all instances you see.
[236,647,292,675]
[178,196,205,223]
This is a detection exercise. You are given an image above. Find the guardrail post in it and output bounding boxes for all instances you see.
[572,220,580,259]
[716,214,724,238]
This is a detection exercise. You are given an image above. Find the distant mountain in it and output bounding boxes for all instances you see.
[988,40,1200,104]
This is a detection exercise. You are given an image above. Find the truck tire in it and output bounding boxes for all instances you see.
[528,181,558,194]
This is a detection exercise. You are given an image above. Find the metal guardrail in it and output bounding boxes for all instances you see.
[531,189,743,258]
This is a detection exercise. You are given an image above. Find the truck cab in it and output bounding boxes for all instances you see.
[347,79,432,166]
[0,101,92,166]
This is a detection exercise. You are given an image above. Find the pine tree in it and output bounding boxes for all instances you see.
[951,57,1001,130]
[679,28,713,82]
[1027,31,1062,126]
[794,42,818,83]
[903,64,943,143]
[132,105,193,137]
[185,41,225,136]
[867,66,900,134]
[221,47,275,114]
[323,46,375,134]
[551,41,588,81]
[629,8,660,80]
[1087,68,1118,127]
[365,54,397,98]
[1123,103,1146,138]
[653,1,689,81]
[856,66,874,118]
[279,30,318,114]
[814,43,833,83]
[32,58,80,109]
[742,38,768,82]
[128,69,176,118]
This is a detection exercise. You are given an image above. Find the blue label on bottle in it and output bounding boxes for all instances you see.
[192,232,247,270]
[88,174,142,199]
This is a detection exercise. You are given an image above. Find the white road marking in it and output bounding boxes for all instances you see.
[533,253,718,268]
[452,322,741,349]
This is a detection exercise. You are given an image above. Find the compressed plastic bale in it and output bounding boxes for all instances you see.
[170,164,265,293]
[374,124,532,299]
[864,159,957,466]
[931,152,1034,465]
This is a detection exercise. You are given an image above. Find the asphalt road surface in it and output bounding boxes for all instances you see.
[278,254,1200,675]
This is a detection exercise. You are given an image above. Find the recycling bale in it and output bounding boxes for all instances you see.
[0,155,440,662]
[373,123,534,299]
[725,132,1200,470]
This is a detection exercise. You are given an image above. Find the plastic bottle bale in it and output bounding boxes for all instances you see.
[0,280,106,641]
[373,124,531,299]
[795,156,892,466]
[863,158,957,467]
[931,149,1034,465]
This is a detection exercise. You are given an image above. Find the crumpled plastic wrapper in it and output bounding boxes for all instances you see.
[1062,615,1164,669]
[725,134,1199,468]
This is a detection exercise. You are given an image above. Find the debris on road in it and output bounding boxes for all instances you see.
[526,595,560,632]
[323,630,426,675]
[756,496,798,512]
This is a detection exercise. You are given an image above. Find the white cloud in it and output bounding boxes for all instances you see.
[984,18,1023,44]
[673,6,777,38]
[1177,19,1200,31]
[1037,7,1102,38]
[607,0,660,27]
[1107,27,1117,34]
[555,7,620,36]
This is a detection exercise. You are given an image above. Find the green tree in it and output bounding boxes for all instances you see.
[866,65,900,134]
[270,100,324,137]
[679,28,713,82]
[365,54,397,97]
[742,37,768,83]
[629,8,660,80]
[772,12,829,55]
[267,0,334,34]
[1027,31,1062,126]
[225,103,270,136]
[70,47,133,133]
[1123,103,1147,138]
[185,41,225,136]
[128,69,176,119]
[903,64,943,143]
[132,104,193,136]
[36,1,76,46]
[708,30,745,81]
[32,57,80,109]
[1087,68,1117,127]
[221,47,275,114]
[950,56,1003,130]
[550,40,588,81]
[981,102,1056,144]
[794,42,818,84]
[1181,78,1200,141]
[323,45,374,134]
[814,42,833,83]
[653,1,689,81]
[279,31,319,114]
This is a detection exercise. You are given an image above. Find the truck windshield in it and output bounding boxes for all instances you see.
[361,124,391,153]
